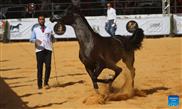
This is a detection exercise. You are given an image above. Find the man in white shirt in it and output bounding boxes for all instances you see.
[105,2,117,36]
[30,15,54,93]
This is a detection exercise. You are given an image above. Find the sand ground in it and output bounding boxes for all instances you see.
[0,37,182,109]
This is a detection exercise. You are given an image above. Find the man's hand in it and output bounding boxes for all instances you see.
[51,34,56,43]
[35,39,42,48]
[112,23,116,27]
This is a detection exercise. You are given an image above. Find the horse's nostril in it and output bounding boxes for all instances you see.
[50,16,55,23]
[50,15,63,23]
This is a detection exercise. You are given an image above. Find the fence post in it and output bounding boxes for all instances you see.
[162,0,170,15]
[170,14,175,37]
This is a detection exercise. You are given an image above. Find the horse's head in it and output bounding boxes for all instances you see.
[50,4,80,25]
[50,1,81,35]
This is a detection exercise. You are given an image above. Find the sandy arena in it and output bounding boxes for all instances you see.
[0,37,182,109]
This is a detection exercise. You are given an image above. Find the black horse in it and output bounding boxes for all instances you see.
[10,23,22,31]
[50,4,144,92]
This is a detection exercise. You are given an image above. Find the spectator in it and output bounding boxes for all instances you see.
[105,2,117,36]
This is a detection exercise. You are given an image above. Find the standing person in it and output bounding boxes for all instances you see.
[30,15,54,93]
[105,2,117,36]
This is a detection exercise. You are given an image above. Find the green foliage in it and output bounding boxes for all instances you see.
[3,21,10,43]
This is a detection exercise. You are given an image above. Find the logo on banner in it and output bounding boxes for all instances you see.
[168,95,179,107]
[10,23,22,32]
[126,20,138,33]
[147,22,162,33]
[150,23,160,28]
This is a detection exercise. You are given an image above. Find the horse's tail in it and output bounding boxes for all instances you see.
[129,28,144,50]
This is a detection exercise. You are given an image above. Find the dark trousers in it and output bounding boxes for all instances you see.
[36,49,52,89]
[105,19,117,36]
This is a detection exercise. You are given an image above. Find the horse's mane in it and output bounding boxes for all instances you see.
[77,10,101,36]
[74,5,144,50]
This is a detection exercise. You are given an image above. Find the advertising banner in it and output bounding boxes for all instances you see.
[173,14,182,34]
[3,14,179,40]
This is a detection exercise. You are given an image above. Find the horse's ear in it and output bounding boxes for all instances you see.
[71,0,80,7]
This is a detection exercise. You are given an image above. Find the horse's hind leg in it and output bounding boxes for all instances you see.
[96,65,122,84]
[105,61,122,83]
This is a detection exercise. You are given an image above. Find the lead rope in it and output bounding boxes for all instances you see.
[52,42,60,85]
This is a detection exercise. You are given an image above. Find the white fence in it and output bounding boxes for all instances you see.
[173,14,182,34]
[1,14,182,40]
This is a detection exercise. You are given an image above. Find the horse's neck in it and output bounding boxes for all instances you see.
[72,15,95,45]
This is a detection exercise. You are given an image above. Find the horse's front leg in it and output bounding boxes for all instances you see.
[85,65,99,91]
[85,64,104,93]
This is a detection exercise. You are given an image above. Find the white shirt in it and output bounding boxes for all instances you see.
[30,25,53,52]
[107,7,116,21]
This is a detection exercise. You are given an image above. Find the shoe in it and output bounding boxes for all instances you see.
[44,85,50,89]
[38,88,42,94]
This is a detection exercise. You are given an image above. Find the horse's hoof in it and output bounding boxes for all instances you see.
[94,89,100,95]
[93,82,99,89]
[108,82,114,93]
[107,74,114,83]
[107,75,114,83]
